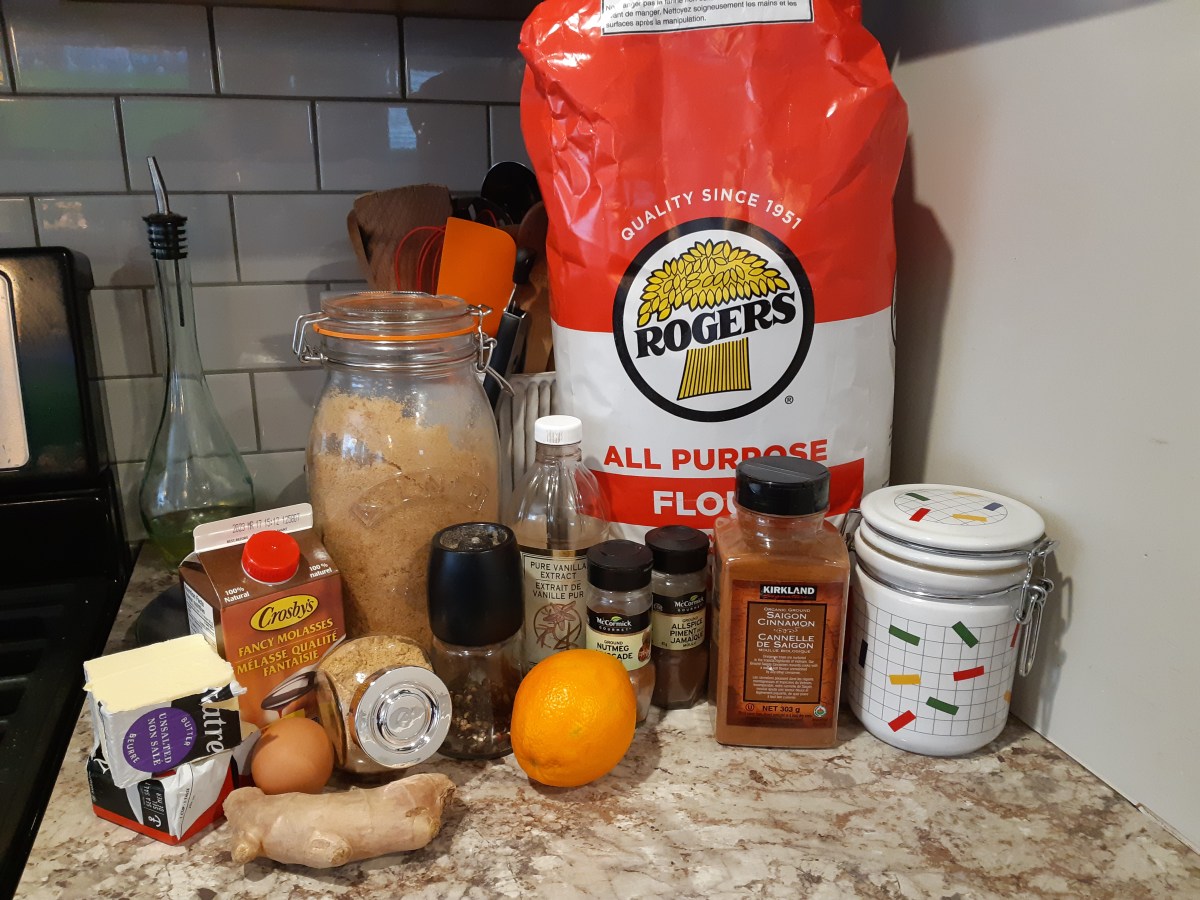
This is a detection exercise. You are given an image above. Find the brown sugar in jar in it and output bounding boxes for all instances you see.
[711,458,849,748]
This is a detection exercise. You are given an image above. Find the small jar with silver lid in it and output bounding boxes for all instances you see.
[314,634,451,776]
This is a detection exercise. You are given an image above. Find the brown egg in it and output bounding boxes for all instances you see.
[250,717,334,795]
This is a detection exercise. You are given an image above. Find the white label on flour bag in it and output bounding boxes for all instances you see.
[520,0,908,537]
[600,0,814,36]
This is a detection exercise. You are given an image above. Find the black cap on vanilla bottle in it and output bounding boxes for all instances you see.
[735,457,830,516]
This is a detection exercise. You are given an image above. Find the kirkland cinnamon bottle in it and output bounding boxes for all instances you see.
[711,458,849,748]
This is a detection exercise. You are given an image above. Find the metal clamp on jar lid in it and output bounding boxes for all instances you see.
[292,291,503,385]
[849,483,1056,676]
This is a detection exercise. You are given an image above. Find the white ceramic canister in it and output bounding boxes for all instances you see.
[844,484,1055,757]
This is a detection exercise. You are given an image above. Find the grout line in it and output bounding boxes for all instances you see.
[206,6,222,95]
[486,106,496,168]
[113,96,133,191]
[25,196,40,247]
[100,365,318,381]
[310,102,322,190]
[86,279,351,290]
[0,3,16,93]
[227,194,242,282]
[4,89,513,106]
[397,16,407,100]
[248,371,264,453]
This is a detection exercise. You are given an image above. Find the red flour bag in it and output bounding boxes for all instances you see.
[520,1,907,535]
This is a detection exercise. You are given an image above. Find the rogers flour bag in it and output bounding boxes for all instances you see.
[520,1,907,535]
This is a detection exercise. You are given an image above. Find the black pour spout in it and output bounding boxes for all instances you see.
[144,156,188,261]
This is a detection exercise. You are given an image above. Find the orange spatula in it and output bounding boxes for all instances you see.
[436,218,517,337]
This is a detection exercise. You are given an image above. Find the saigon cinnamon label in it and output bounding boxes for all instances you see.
[726,580,842,727]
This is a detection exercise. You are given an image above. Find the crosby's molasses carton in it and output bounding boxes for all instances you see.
[180,504,345,728]
[520,1,908,536]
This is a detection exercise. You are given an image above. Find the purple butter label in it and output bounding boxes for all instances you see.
[122,707,197,772]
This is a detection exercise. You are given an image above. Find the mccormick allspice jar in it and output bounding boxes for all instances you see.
[646,526,710,710]
[711,458,849,748]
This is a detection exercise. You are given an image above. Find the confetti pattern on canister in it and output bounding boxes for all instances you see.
[889,710,916,731]
[926,697,959,715]
[953,621,979,647]
[889,624,921,646]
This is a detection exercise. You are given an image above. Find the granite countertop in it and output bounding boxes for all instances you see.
[16,550,1200,899]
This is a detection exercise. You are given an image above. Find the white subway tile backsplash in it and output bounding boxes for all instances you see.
[36,194,237,287]
[207,372,258,452]
[0,197,35,245]
[4,0,213,94]
[214,7,400,98]
[252,369,324,452]
[101,377,163,463]
[403,18,523,104]
[102,372,256,463]
[315,101,487,192]
[489,106,531,168]
[244,450,309,509]
[0,97,124,192]
[193,283,323,370]
[122,98,317,192]
[233,193,361,282]
[89,289,154,377]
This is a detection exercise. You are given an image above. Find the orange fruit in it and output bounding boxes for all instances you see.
[510,649,637,788]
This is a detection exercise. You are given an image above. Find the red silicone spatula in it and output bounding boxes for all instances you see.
[436,217,517,338]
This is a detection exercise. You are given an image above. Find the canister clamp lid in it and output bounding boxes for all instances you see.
[859,484,1045,554]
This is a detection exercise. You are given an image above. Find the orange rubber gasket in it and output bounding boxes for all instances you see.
[312,323,475,342]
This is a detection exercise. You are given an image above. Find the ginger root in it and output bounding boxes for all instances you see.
[223,773,455,868]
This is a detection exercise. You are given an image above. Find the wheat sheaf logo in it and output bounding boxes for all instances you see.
[614,219,814,423]
[637,239,792,400]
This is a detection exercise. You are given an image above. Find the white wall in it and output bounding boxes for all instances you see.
[883,0,1200,848]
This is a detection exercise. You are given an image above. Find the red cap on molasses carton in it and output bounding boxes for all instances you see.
[179,503,345,728]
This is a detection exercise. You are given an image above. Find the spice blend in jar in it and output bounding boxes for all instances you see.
[711,458,849,748]
[427,523,524,760]
[315,634,451,776]
[646,525,710,710]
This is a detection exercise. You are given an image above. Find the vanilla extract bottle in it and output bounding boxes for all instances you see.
[508,416,611,672]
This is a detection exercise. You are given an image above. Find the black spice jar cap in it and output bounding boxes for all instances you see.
[644,525,710,574]
[428,522,522,646]
[587,540,653,591]
[736,457,830,517]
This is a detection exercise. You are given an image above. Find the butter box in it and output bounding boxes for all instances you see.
[87,735,256,845]
[84,634,244,790]
[180,503,345,728]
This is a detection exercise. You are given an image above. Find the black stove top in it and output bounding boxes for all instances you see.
[0,248,132,897]
[0,482,130,899]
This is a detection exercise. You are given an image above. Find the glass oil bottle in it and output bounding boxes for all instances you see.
[138,157,253,565]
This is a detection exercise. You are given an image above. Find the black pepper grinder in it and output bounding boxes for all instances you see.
[427,522,524,759]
